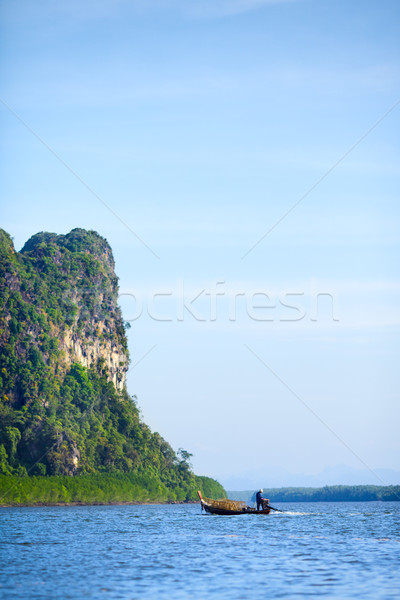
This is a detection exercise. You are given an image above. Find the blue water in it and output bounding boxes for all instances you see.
[1,502,399,599]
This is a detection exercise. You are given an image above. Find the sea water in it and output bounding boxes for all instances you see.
[1,502,399,599]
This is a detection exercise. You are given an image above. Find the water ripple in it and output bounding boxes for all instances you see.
[1,502,400,599]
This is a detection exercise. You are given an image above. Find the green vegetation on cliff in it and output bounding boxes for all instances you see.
[0,228,225,504]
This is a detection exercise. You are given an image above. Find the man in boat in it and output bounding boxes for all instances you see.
[256,489,265,511]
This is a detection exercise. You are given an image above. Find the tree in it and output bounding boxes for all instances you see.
[177,448,193,468]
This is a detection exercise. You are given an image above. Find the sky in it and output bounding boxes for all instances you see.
[1,0,399,488]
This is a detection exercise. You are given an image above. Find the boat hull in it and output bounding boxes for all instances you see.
[202,503,271,516]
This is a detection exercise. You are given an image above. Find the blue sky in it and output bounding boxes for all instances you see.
[1,0,399,487]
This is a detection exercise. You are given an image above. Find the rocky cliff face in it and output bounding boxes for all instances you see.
[0,228,134,476]
[61,329,127,391]
[1,228,129,399]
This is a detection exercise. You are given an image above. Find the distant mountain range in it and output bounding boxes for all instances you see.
[221,465,400,490]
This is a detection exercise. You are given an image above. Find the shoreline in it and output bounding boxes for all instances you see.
[0,500,198,508]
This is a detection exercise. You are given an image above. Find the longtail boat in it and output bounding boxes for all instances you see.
[198,491,271,515]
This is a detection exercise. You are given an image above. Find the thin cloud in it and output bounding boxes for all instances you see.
[181,0,301,19]
[5,60,398,114]
[7,0,301,23]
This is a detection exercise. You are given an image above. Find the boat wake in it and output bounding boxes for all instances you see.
[276,511,311,516]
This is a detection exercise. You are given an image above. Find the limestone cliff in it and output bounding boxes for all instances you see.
[1,228,129,399]
[0,229,226,500]
[0,228,138,476]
